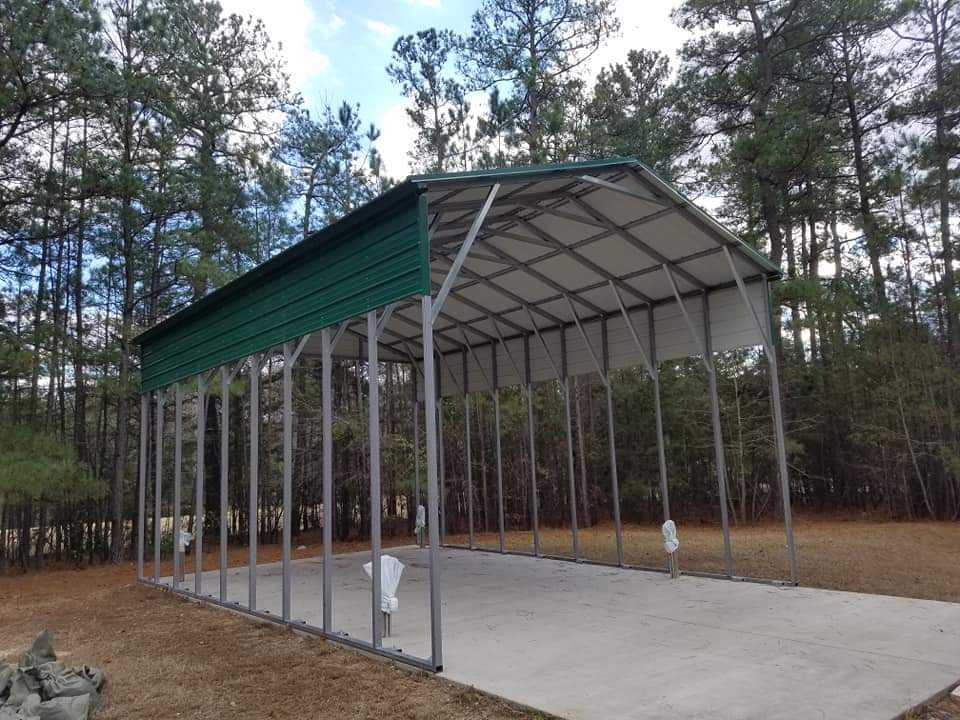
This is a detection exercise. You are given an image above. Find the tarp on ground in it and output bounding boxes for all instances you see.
[0,632,104,720]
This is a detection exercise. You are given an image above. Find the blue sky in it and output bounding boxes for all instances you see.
[220,0,686,176]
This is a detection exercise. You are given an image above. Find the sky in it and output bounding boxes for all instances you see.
[218,0,688,178]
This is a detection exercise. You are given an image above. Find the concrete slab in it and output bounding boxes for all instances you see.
[172,547,960,720]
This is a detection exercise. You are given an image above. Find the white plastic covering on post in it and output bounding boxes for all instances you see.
[178,529,193,552]
[662,520,679,554]
[363,555,405,613]
[663,520,680,578]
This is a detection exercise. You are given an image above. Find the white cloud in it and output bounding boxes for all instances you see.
[366,19,399,36]
[404,0,441,6]
[377,101,417,178]
[584,0,686,80]
[377,90,491,177]
[219,0,332,91]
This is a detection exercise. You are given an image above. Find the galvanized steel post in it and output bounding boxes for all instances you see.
[368,311,384,646]
[421,295,443,670]
[703,294,734,577]
[172,383,183,588]
[525,336,540,556]
[195,377,207,594]
[137,394,148,581]
[154,391,164,583]
[249,353,261,610]
[321,327,334,631]
[492,343,505,553]
[561,328,580,561]
[649,309,671,522]
[219,365,230,602]
[282,342,294,622]
[601,318,625,567]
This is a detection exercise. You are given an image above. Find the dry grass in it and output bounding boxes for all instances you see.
[451,516,960,602]
[1,518,958,719]
[0,562,541,719]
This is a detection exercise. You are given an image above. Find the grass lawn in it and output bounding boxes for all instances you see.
[1,517,957,719]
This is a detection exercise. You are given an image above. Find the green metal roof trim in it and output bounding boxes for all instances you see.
[137,182,427,391]
[408,155,638,183]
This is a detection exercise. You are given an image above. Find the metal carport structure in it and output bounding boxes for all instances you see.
[134,156,796,673]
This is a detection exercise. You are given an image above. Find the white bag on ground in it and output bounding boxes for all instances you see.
[362,555,405,613]
[662,520,680,554]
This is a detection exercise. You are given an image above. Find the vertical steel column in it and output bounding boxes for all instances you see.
[321,328,333,631]
[561,329,580,560]
[282,342,294,622]
[173,383,183,588]
[219,366,230,601]
[154,392,163,582]
[195,376,207,595]
[137,394,148,581]
[762,274,798,583]
[649,309,671,522]
[437,394,445,545]
[492,343,505,553]
[720,256,798,581]
[421,295,443,669]
[463,350,474,548]
[412,372,420,516]
[249,353,261,610]
[525,336,540,556]
[368,311,384,646]
[601,318,625,567]
[703,294,734,577]
[465,395,475,549]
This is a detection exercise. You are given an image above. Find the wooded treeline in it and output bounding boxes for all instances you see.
[0,0,957,571]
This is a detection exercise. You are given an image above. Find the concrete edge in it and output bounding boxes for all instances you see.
[893,678,960,720]
[439,673,561,719]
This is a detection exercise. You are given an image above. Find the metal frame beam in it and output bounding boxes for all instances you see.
[137,394,148,581]
[249,352,262,610]
[171,383,183,589]
[724,250,798,584]
[432,184,500,324]
[194,374,208,595]
[368,310,384,646]
[217,357,247,601]
[154,391,164,583]
[563,297,623,564]
[663,265,732,575]
[609,281,670,522]
[421,294,443,670]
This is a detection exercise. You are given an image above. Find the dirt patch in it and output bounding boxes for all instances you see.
[907,692,960,719]
[0,567,541,719]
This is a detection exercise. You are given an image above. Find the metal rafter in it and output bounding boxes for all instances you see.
[433,183,500,323]
[514,216,654,306]
[474,239,608,317]
[565,194,708,291]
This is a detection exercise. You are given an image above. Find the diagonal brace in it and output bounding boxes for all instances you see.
[432,183,500,324]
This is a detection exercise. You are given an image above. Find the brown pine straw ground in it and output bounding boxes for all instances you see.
[1,518,958,719]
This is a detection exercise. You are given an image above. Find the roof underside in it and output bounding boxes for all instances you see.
[138,158,777,394]
[324,159,775,396]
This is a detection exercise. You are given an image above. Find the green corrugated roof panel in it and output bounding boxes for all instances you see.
[137,182,427,391]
